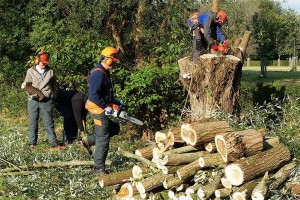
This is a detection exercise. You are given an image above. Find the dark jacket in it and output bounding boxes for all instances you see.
[56,90,88,132]
[88,63,114,109]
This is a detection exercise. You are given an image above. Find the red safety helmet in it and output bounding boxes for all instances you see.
[34,51,50,65]
[217,11,227,23]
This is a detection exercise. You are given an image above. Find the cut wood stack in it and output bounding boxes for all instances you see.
[97,120,296,200]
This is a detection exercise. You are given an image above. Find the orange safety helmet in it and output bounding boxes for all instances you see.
[34,51,50,65]
[100,46,120,66]
[217,11,227,23]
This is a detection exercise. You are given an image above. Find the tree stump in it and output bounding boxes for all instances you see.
[178,54,242,121]
[178,31,251,121]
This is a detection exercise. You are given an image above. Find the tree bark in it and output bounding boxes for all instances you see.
[198,153,224,168]
[269,161,296,190]
[164,151,209,166]
[118,147,156,168]
[224,145,291,186]
[212,0,219,12]
[251,171,269,200]
[176,160,200,181]
[135,144,157,160]
[178,54,243,121]
[33,160,96,168]
[215,129,263,163]
[197,174,222,199]
[182,121,231,146]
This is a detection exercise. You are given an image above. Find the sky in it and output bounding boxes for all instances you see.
[274,0,300,14]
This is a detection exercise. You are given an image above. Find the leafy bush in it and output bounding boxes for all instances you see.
[113,64,186,130]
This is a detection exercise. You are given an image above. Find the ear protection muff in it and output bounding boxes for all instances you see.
[34,51,50,65]
[106,57,114,66]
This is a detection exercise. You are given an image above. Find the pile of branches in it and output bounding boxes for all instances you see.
[97,120,299,200]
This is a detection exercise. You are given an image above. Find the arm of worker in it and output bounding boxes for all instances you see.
[216,25,226,43]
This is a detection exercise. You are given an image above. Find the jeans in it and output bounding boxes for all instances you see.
[87,112,120,170]
[28,98,58,147]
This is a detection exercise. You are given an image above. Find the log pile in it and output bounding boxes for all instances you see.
[97,120,296,199]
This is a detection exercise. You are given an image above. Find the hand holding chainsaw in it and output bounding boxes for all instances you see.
[105,101,143,126]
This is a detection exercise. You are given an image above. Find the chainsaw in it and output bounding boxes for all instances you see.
[105,106,144,126]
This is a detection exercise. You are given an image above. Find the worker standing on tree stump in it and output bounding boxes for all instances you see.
[187,10,229,62]
[187,11,207,63]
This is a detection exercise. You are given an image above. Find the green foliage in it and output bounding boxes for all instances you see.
[114,64,185,130]
[0,85,27,118]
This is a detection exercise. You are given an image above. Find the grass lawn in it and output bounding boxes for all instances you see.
[242,65,300,83]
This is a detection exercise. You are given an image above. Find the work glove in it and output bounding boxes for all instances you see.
[105,106,113,115]
[223,41,229,48]
[114,100,126,110]
[210,44,219,51]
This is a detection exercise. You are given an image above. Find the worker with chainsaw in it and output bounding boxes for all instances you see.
[187,10,229,62]
[22,51,61,149]
[55,90,88,144]
[83,46,123,174]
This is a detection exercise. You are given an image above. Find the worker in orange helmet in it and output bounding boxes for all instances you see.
[83,46,123,174]
[22,51,62,149]
[187,10,229,61]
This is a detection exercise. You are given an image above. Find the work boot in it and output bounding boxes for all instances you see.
[81,134,92,156]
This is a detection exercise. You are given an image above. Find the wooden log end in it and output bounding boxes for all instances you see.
[161,166,168,175]
[132,165,143,180]
[181,123,192,143]
[168,190,176,199]
[199,157,205,168]
[155,131,167,143]
[135,149,142,157]
[197,188,205,198]
[232,191,246,200]
[225,164,244,186]
[200,53,219,59]
[215,134,228,163]
[251,192,265,200]
[221,177,233,189]
[115,183,134,199]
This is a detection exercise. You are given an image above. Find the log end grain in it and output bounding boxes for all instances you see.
[215,134,228,163]
[225,164,244,186]
[181,123,192,143]
[232,191,246,200]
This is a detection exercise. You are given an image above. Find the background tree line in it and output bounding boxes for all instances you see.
[0,0,299,130]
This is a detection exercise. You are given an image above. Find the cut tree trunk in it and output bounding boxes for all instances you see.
[136,172,173,196]
[212,0,219,12]
[178,54,242,121]
[224,145,291,186]
[231,178,261,200]
[135,144,157,160]
[164,151,209,166]
[198,153,224,168]
[215,129,263,163]
[181,121,231,146]
[176,160,201,181]
[99,168,132,188]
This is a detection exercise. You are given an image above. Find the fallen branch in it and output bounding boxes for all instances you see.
[118,147,157,168]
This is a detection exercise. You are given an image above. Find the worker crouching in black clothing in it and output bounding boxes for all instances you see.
[55,90,88,144]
